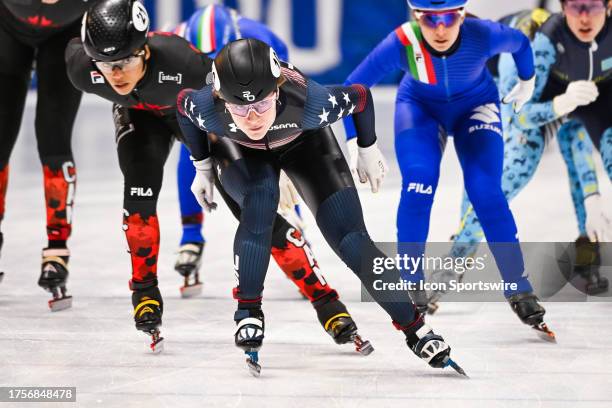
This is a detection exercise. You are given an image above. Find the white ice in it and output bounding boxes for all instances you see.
[0,90,611,408]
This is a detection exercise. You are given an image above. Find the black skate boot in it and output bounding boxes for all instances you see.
[234,307,265,377]
[314,295,373,355]
[131,281,164,353]
[574,237,608,295]
[38,248,72,311]
[174,242,204,298]
[507,292,556,342]
[401,318,468,377]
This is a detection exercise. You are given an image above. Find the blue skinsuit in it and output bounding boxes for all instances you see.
[344,18,536,297]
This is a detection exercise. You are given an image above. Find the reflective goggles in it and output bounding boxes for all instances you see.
[225,92,278,117]
[564,0,607,16]
[413,8,466,28]
[94,50,145,74]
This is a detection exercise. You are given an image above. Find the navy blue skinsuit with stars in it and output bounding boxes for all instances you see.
[177,64,422,328]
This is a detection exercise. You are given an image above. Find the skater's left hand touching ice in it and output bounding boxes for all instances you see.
[355,141,388,193]
[584,194,612,242]
[503,76,536,113]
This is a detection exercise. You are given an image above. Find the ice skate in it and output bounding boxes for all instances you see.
[132,285,165,353]
[403,322,468,377]
[315,298,373,356]
[175,242,204,298]
[38,248,72,311]
[574,237,608,295]
[508,292,556,342]
[234,308,265,377]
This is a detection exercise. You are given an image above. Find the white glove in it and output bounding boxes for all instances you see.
[502,76,535,113]
[346,137,359,178]
[552,80,599,117]
[584,194,612,242]
[356,141,388,193]
[191,158,217,212]
[278,171,300,212]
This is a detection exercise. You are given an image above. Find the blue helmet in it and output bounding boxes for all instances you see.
[185,5,240,57]
[407,0,468,10]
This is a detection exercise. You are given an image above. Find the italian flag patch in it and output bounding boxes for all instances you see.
[395,22,437,85]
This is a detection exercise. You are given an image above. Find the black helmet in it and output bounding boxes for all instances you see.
[82,0,150,61]
[212,38,282,105]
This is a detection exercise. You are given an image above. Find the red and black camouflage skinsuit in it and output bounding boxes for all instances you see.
[0,0,97,250]
[65,32,337,304]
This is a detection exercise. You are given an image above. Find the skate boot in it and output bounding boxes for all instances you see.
[508,292,556,342]
[401,319,468,377]
[234,307,265,377]
[174,242,204,298]
[131,281,164,353]
[314,296,373,355]
[38,248,72,311]
[574,237,608,295]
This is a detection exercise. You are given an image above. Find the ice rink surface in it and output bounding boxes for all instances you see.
[1,91,611,407]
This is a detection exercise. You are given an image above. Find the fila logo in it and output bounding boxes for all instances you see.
[269,123,298,131]
[90,71,105,84]
[130,187,153,197]
[407,183,433,195]
[470,104,500,124]
[158,71,183,84]
[242,91,255,102]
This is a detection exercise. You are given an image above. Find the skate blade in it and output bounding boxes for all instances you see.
[355,339,374,356]
[245,351,261,377]
[445,358,469,378]
[247,359,261,377]
[180,282,203,298]
[148,336,165,354]
[48,296,72,312]
[533,323,556,343]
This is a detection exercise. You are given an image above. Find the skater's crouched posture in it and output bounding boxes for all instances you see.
[0,0,98,309]
[67,0,371,354]
[343,0,555,340]
[177,38,467,376]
